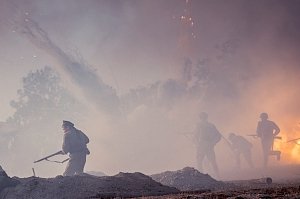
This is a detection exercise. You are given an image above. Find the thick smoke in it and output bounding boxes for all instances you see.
[1,0,300,179]
[11,11,120,117]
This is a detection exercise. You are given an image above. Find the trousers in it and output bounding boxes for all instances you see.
[63,152,87,176]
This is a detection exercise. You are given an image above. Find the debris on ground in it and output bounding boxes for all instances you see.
[151,167,225,191]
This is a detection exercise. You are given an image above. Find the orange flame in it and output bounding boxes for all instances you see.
[272,120,300,164]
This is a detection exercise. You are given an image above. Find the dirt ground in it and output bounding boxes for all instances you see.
[2,166,300,198]
[140,183,300,199]
[0,172,179,199]
[148,166,300,199]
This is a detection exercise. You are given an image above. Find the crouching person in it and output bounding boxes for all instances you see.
[228,133,254,169]
[62,120,90,176]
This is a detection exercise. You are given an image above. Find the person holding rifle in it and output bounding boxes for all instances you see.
[62,120,90,176]
[194,112,221,178]
[256,113,280,168]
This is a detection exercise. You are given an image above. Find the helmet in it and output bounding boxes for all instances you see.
[62,120,74,127]
[199,112,208,120]
[260,113,268,120]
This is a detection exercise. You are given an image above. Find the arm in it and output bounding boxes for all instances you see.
[62,134,70,154]
[272,122,280,136]
[256,122,262,137]
[211,124,221,144]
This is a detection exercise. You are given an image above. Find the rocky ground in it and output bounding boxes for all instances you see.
[1,166,300,198]
[0,172,179,199]
[149,167,300,198]
[143,186,300,199]
[140,183,300,199]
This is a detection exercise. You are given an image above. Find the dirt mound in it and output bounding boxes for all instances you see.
[0,167,19,193]
[151,167,225,191]
[0,172,179,199]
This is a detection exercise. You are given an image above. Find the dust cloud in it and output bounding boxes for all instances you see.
[0,0,300,180]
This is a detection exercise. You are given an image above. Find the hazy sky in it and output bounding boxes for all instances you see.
[1,0,299,119]
[1,0,300,179]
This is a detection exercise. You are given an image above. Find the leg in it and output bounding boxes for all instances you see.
[75,153,87,174]
[63,153,86,176]
[63,155,77,176]
[261,139,272,168]
[196,147,206,173]
[206,147,219,178]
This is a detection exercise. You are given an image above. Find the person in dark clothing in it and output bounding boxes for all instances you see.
[256,113,280,168]
[194,112,221,177]
[62,120,90,176]
[228,133,254,169]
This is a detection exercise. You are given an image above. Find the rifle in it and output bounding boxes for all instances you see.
[247,134,282,160]
[34,150,67,163]
[247,134,282,140]
[286,137,300,144]
[247,134,259,138]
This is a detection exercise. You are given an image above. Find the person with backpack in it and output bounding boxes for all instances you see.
[62,120,90,176]
[194,112,221,177]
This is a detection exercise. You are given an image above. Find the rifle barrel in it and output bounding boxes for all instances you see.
[34,150,63,163]
[287,137,300,143]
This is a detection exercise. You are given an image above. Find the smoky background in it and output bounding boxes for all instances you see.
[0,0,299,180]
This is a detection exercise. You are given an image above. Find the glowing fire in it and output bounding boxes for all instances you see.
[272,121,300,164]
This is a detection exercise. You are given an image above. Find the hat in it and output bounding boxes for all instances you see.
[62,120,74,127]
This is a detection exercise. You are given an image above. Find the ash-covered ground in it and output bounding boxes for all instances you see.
[1,166,300,198]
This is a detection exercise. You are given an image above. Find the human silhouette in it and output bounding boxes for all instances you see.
[256,113,280,167]
[194,112,221,177]
[62,120,90,176]
[228,133,254,169]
